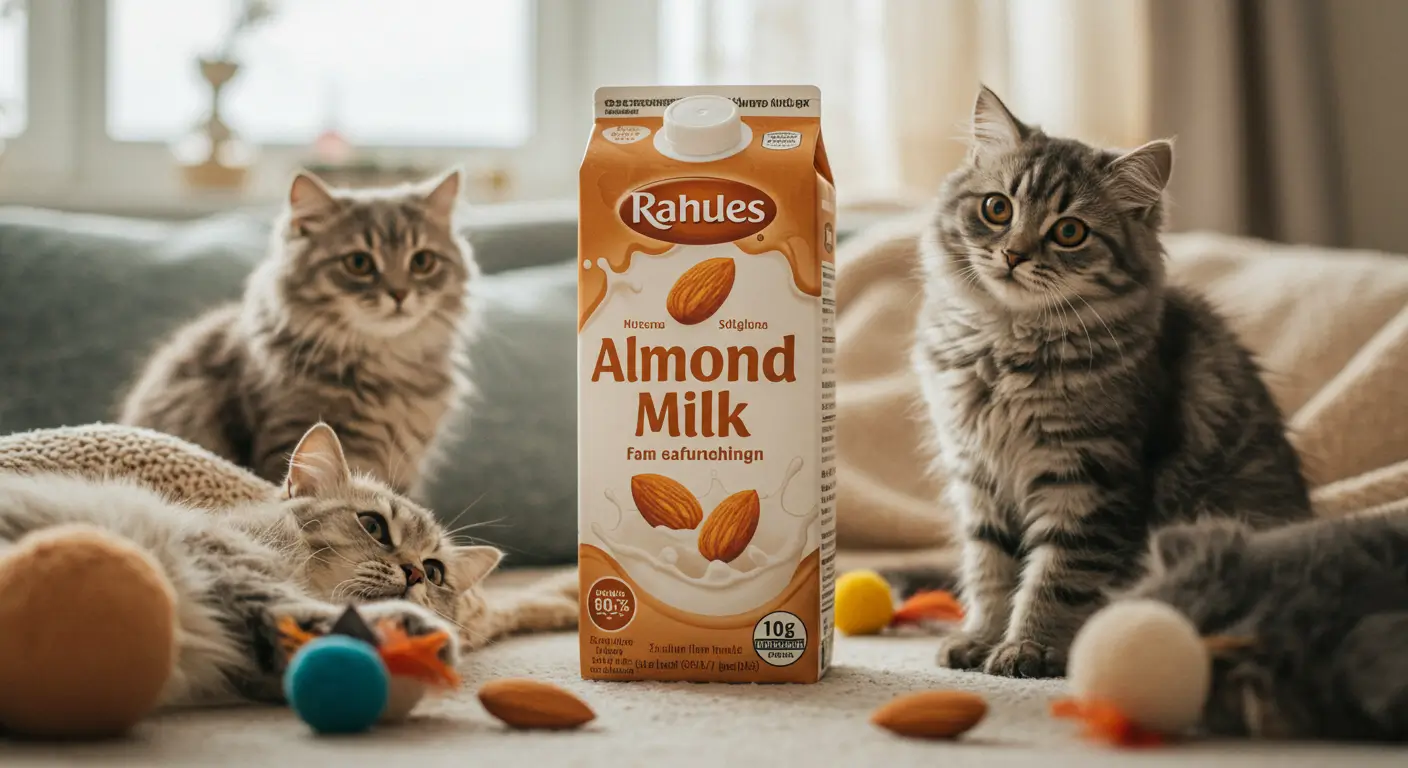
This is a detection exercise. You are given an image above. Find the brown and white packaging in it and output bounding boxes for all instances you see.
[578,86,836,682]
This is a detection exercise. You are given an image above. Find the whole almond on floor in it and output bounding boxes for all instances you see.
[631,474,704,530]
[666,257,735,325]
[870,690,988,739]
[697,489,760,563]
[477,678,596,730]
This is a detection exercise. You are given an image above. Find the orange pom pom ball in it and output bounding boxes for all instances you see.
[0,524,177,738]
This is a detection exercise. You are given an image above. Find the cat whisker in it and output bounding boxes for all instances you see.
[442,492,490,534]
[318,542,361,568]
[1053,291,1097,372]
[329,578,362,602]
[1041,288,1072,386]
[445,517,508,537]
[1068,289,1129,372]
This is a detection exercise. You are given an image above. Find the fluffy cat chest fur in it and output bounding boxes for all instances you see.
[917,302,1151,511]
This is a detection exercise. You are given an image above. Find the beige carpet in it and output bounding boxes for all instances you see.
[2,628,1403,766]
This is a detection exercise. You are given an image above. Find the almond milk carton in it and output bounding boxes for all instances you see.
[578,86,836,683]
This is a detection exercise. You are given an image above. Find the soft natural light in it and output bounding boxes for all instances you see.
[107,0,533,147]
[0,0,25,138]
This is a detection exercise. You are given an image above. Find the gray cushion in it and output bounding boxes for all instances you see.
[0,205,579,565]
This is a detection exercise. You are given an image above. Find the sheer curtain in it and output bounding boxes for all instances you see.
[660,0,1152,207]
[661,0,1352,247]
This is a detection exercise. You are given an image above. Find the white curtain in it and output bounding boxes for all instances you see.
[662,0,1152,207]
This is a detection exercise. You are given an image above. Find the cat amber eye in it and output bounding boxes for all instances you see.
[423,558,446,586]
[1049,217,1089,247]
[342,251,377,277]
[357,512,392,546]
[981,194,1013,226]
[409,250,439,276]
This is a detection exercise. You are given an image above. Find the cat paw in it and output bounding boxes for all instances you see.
[935,632,995,670]
[360,600,461,666]
[983,638,1065,678]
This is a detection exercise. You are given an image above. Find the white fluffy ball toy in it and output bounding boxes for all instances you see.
[1065,599,1212,735]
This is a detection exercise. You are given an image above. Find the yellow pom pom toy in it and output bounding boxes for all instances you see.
[834,570,895,635]
[834,570,967,636]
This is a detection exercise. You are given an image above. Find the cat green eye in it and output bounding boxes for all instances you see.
[358,512,391,546]
[1049,217,1089,248]
[409,250,439,276]
[981,194,1013,226]
[423,558,446,586]
[342,251,377,277]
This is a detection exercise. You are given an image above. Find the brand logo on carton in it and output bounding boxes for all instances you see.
[619,178,777,245]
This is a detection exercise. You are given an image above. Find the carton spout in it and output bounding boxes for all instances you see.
[658,95,752,162]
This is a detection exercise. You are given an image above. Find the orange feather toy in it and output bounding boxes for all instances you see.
[891,590,965,625]
[276,614,460,689]
[1050,697,1167,747]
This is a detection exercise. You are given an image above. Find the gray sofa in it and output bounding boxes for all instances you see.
[0,204,580,565]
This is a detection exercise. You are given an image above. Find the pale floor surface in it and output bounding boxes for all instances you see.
[1,631,1404,767]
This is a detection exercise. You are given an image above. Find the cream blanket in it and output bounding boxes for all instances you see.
[836,217,1408,551]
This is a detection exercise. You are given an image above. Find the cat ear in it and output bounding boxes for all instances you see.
[970,85,1029,154]
[449,545,503,590]
[1149,519,1250,572]
[283,422,352,498]
[287,172,337,231]
[421,168,462,221]
[1104,139,1174,214]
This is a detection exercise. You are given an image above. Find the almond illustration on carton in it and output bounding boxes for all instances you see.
[697,489,761,563]
[870,690,988,739]
[631,474,704,530]
[666,257,735,325]
[477,678,596,730]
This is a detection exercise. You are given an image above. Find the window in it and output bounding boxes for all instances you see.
[0,0,603,214]
[0,0,24,138]
[107,0,533,147]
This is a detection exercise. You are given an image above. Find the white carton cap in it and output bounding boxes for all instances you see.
[656,95,752,162]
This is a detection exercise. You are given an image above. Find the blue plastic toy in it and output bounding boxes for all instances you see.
[283,635,390,734]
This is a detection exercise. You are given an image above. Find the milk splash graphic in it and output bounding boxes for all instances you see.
[591,457,819,617]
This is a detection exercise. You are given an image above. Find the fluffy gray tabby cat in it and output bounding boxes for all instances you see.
[1125,513,1408,741]
[912,87,1312,678]
[0,423,502,706]
[120,170,474,495]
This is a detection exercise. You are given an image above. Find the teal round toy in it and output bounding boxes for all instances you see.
[284,635,390,734]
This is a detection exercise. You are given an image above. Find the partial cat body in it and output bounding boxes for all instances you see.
[1126,513,1408,741]
[120,170,475,496]
[912,87,1311,677]
[0,423,501,706]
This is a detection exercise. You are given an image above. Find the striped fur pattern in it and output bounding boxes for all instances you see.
[0,423,502,706]
[1123,514,1408,741]
[912,88,1311,678]
[120,170,475,496]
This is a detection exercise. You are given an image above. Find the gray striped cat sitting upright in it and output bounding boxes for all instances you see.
[912,87,1311,678]
[121,170,474,496]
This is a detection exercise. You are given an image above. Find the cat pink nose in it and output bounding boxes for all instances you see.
[1003,250,1030,270]
[401,564,424,586]
[388,288,408,304]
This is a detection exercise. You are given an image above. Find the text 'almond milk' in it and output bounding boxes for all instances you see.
[578,86,836,683]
